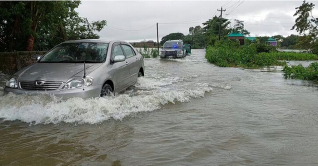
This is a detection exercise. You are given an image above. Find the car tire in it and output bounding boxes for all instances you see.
[138,71,143,77]
[100,83,113,97]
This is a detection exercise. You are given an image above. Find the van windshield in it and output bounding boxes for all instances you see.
[39,42,109,63]
[163,41,183,49]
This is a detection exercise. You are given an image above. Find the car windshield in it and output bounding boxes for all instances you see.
[39,42,109,63]
[163,41,183,49]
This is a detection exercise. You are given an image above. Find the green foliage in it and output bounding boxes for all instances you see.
[183,25,206,48]
[283,62,318,81]
[0,1,107,51]
[292,0,318,54]
[205,39,317,68]
[268,52,318,60]
[138,47,158,58]
[160,33,184,45]
[203,16,231,46]
[232,19,250,35]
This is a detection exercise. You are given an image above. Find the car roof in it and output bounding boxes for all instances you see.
[165,40,183,43]
[62,39,124,44]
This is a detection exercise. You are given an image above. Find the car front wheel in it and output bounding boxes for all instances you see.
[138,70,143,77]
[100,83,113,97]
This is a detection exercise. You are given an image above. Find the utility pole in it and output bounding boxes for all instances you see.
[217,7,226,40]
[157,23,159,54]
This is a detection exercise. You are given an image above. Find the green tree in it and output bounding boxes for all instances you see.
[160,32,184,45]
[203,16,231,46]
[281,34,299,48]
[0,1,106,51]
[184,25,205,48]
[292,0,318,53]
[232,19,250,35]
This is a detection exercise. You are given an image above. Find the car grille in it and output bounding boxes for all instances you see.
[165,51,177,56]
[19,81,62,91]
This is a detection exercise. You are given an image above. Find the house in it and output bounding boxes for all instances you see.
[228,32,245,45]
[228,33,278,46]
[267,37,277,46]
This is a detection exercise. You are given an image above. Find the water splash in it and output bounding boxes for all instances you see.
[0,77,212,125]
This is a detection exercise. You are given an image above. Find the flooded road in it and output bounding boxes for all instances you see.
[1,49,318,165]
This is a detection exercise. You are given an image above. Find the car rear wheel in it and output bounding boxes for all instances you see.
[100,83,113,97]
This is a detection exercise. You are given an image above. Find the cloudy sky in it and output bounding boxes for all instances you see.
[76,0,318,42]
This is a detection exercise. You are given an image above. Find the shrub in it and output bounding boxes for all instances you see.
[283,62,318,81]
[205,39,317,69]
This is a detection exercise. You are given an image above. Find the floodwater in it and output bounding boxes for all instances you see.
[1,49,318,166]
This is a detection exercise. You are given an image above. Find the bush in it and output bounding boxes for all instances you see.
[138,47,159,58]
[205,39,317,69]
[283,62,318,81]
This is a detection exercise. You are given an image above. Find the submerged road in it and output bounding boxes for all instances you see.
[1,49,318,165]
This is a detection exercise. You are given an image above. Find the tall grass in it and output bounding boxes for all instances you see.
[205,40,317,68]
[269,52,318,60]
[283,62,318,81]
[137,47,159,58]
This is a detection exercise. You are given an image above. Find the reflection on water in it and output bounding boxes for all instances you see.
[1,49,318,165]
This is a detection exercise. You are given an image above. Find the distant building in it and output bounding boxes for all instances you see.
[267,37,277,46]
[245,36,277,46]
[131,40,157,48]
[228,32,245,45]
[245,37,256,43]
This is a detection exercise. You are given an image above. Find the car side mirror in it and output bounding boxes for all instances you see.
[113,55,125,62]
[32,54,42,61]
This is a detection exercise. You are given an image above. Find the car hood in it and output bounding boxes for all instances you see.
[16,63,102,81]
[162,48,182,51]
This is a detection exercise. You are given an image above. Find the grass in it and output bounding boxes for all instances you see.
[137,47,159,58]
[205,40,318,68]
[283,62,318,81]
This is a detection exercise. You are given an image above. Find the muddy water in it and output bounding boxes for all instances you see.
[1,49,318,165]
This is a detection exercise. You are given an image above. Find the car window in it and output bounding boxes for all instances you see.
[111,45,125,59]
[163,41,183,49]
[121,44,136,58]
[39,42,109,63]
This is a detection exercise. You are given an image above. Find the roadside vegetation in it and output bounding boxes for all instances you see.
[137,46,159,58]
[205,40,287,68]
[283,62,318,81]
[206,38,317,68]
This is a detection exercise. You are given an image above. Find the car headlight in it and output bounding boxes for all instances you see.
[62,76,93,89]
[5,78,18,88]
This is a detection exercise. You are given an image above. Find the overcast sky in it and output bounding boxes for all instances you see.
[76,0,318,42]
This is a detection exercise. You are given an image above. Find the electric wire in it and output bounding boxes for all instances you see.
[106,24,156,31]
[227,0,245,15]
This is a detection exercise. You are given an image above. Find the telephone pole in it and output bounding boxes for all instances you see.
[217,7,226,40]
[157,23,159,53]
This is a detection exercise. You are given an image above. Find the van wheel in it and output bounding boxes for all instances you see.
[138,71,143,77]
[100,83,113,97]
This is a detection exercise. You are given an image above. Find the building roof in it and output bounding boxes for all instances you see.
[245,37,256,41]
[267,37,277,42]
[228,32,245,37]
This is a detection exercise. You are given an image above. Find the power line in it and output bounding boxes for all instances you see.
[222,0,233,8]
[227,0,244,15]
[107,24,156,31]
[226,0,241,12]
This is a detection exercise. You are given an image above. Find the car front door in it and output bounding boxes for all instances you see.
[121,44,140,84]
[111,43,130,91]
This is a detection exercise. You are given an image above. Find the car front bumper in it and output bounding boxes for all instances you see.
[4,85,102,100]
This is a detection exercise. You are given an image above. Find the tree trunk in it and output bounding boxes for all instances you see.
[25,1,37,51]
[26,36,34,51]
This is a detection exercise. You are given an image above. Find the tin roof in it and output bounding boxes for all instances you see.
[228,32,245,37]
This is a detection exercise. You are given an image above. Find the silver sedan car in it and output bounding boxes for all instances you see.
[4,39,145,99]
